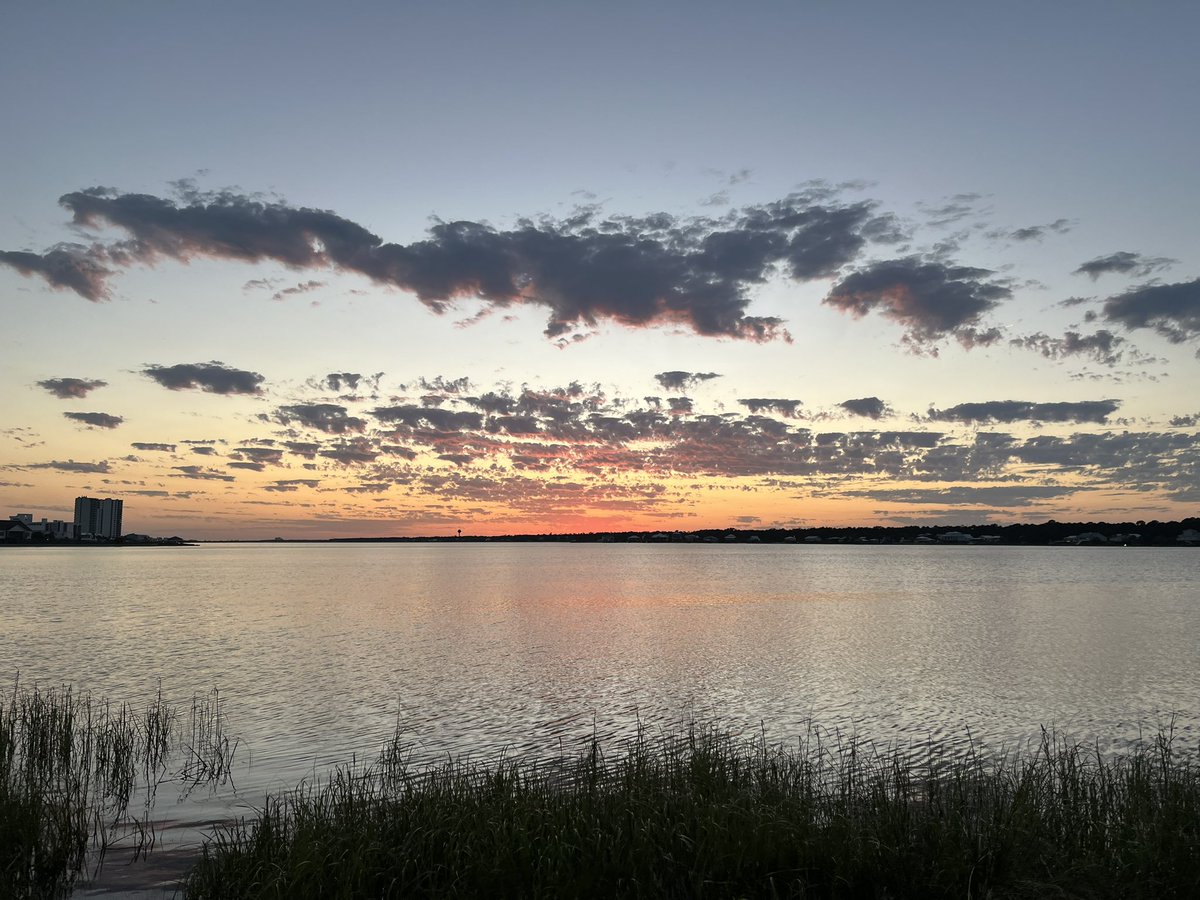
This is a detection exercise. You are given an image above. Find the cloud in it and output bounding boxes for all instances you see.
[142,361,265,394]
[927,399,1120,425]
[1004,219,1072,242]
[25,459,111,473]
[916,194,987,228]
[323,372,361,391]
[1169,413,1199,428]
[170,465,236,481]
[845,485,1076,507]
[1101,278,1200,345]
[264,478,321,492]
[131,442,176,452]
[275,403,366,434]
[230,446,285,466]
[654,371,722,391]
[37,377,107,398]
[5,185,911,342]
[319,438,381,465]
[737,398,802,418]
[824,257,1011,348]
[0,244,112,300]
[1073,251,1177,280]
[371,405,485,432]
[63,411,123,429]
[839,397,890,419]
[271,279,325,301]
[1008,330,1127,366]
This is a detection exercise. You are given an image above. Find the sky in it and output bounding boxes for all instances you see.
[2,1,1198,540]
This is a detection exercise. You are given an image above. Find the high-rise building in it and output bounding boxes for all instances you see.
[74,496,123,540]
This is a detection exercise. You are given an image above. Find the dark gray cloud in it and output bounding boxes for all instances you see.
[954,326,1004,350]
[1169,412,1199,428]
[824,257,1011,347]
[654,371,722,391]
[737,398,802,418]
[63,411,123,429]
[37,377,107,399]
[1073,251,1176,280]
[845,485,1076,506]
[1101,278,1200,345]
[283,440,321,458]
[142,361,265,395]
[839,397,890,419]
[131,442,176,452]
[928,399,1119,425]
[0,244,112,300]
[1009,330,1127,366]
[170,465,236,481]
[275,403,366,434]
[1004,219,1072,242]
[26,459,111,473]
[371,405,485,432]
[271,280,325,301]
[324,372,361,391]
[231,446,285,466]
[264,478,321,492]
[4,185,909,342]
[319,438,381,465]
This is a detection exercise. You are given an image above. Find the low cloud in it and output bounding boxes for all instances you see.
[323,372,361,391]
[654,371,722,392]
[927,399,1120,425]
[0,244,112,301]
[131,442,176,452]
[264,478,321,492]
[824,257,1011,348]
[1003,219,1072,242]
[63,411,123,429]
[839,397,890,419]
[170,465,236,481]
[846,485,1076,507]
[2,184,911,342]
[275,403,366,434]
[37,377,107,399]
[1009,330,1127,366]
[1073,251,1176,280]
[142,361,265,395]
[1101,278,1200,345]
[271,279,325,301]
[737,398,802,418]
[26,459,111,473]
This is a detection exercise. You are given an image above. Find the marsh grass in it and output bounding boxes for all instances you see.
[184,721,1200,899]
[0,680,236,898]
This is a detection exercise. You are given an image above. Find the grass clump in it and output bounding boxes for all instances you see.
[0,680,236,898]
[184,721,1200,899]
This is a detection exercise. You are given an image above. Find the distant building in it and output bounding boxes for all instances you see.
[74,496,123,540]
[4,514,77,541]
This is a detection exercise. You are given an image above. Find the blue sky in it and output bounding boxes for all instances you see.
[2,2,1198,538]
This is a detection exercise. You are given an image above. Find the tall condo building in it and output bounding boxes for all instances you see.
[74,496,123,540]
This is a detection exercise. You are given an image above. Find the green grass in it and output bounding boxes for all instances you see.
[0,680,236,898]
[184,721,1200,899]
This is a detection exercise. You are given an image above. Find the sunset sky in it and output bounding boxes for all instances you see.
[3,2,1198,539]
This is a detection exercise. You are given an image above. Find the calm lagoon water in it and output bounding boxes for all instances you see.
[2,542,1198,889]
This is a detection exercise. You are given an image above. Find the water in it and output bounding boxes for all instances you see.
[2,542,1198,893]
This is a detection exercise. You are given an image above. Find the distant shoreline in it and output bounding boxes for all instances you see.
[6,517,1197,547]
